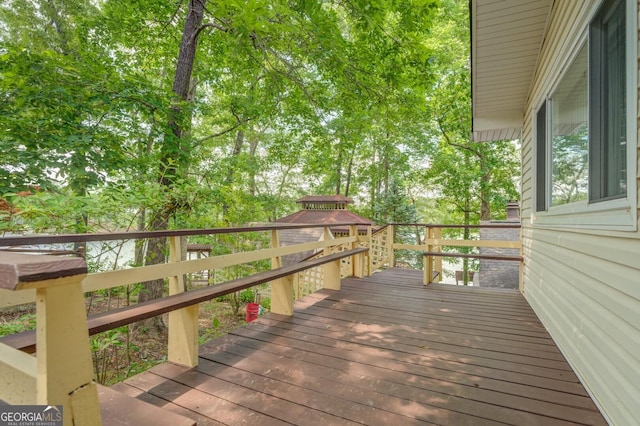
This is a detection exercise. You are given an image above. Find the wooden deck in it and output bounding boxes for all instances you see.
[113,268,606,425]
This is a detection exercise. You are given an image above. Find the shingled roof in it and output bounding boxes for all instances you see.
[273,195,374,265]
[276,195,372,227]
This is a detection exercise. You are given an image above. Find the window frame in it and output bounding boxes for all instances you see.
[532,0,637,231]
[535,101,548,212]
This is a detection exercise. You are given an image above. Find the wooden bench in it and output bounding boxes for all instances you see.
[1,247,369,353]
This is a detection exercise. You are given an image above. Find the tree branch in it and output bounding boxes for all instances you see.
[190,21,228,45]
[436,117,481,157]
[195,116,252,145]
[160,0,186,35]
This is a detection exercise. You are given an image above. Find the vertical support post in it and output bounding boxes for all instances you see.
[434,227,442,283]
[366,225,373,276]
[167,236,199,367]
[323,259,341,290]
[349,224,363,278]
[387,225,394,267]
[424,226,433,285]
[270,229,293,316]
[36,277,101,426]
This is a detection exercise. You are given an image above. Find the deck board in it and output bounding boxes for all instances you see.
[118,268,606,425]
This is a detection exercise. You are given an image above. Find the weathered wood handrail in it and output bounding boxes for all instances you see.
[0,229,362,308]
[0,248,368,354]
[0,222,367,247]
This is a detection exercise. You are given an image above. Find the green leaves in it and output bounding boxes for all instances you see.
[0,0,519,239]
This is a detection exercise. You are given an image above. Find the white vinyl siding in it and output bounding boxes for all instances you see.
[521,1,640,425]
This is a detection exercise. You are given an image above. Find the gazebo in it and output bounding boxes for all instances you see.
[273,195,374,265]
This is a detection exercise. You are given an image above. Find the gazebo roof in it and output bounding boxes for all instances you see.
[273,195,374,265]
[295,195,353,204]
[274,209,372,226]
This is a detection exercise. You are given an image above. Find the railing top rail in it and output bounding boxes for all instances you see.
[371,224,389,234]
[390,223,521,229]
[0,222,366,247]
[0,252,87,290]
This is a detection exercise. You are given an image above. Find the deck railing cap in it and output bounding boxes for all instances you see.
[0,253,87,290]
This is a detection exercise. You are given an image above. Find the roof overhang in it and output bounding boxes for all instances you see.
[471,0,552,142]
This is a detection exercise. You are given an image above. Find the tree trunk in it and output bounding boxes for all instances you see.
[335,146,343,194]
[479,153,491,221]
[222,129,245,221]
[248,136,258,196]
[344,148,354,197]
[139,0,205,307]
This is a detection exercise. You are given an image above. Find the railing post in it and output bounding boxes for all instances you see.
[0,254,101,426]
[270,229,293,315]
[434,227,442,283]
[322,226,341,290]
[387,225,394,267]
[349,224,364,278]
[38,281,101,425]
[167,236,199,368]
[366,225,373,276]
[423,226,442,285]
[322,259,341,290]
[424,226,433,285]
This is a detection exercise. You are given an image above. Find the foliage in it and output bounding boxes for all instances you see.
[421,0,519,224]
[551,128,589,205]
[0,0,520,269]
[0,312,36,336]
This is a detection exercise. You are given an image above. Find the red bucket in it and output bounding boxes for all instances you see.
[245,302,260,322]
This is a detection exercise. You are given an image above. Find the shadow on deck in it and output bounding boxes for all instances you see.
[113,268,606,425]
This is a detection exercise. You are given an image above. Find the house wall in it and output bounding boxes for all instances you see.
[520,1,640,424]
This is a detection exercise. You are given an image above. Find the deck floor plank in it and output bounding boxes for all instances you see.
[222,323,602,424]
[117,268,607,426]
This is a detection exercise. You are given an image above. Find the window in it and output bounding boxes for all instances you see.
[589,0,627,201]
[535,103,547,212]
[535,0,634,224]
[551,44,588,206]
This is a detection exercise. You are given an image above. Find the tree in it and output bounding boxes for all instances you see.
[0,0,522,289]
[138,0,206,304]
[422,0,518,224]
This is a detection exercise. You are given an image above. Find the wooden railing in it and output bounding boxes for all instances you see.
[0,223,368,425]
[0,221,521,424]
[389,223,523,289]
